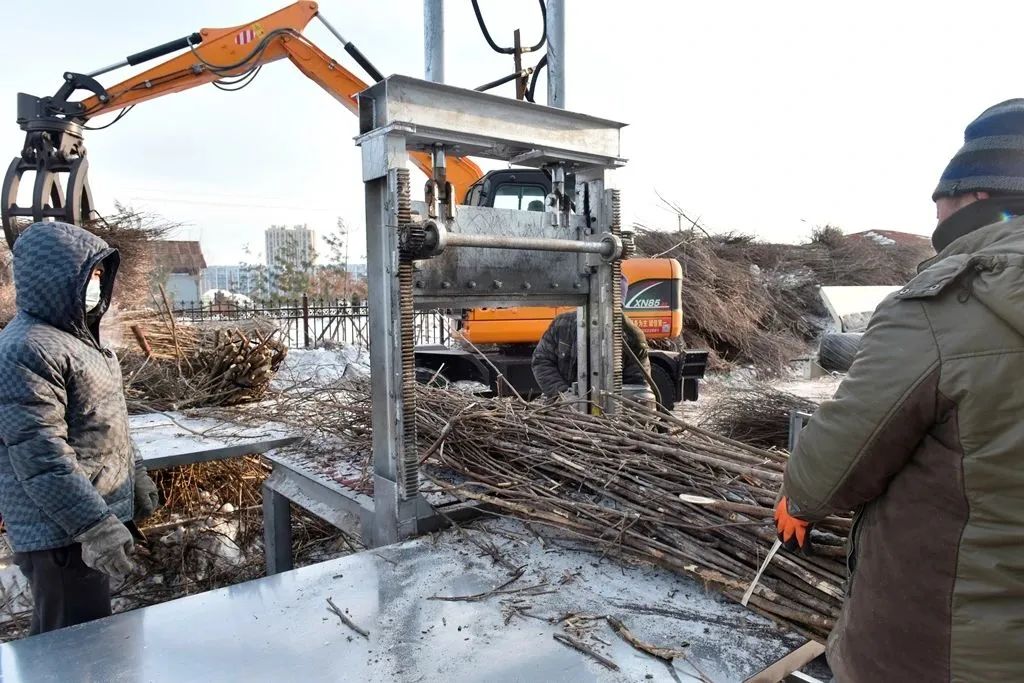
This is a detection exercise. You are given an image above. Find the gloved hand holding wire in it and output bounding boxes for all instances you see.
[774,496,813,553]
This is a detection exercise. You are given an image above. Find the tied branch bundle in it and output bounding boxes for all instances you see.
[262,380,848,640]
[120,310,288,411]
[700,386,820,450]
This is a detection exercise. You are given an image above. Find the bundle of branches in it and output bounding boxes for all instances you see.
[121,310,288,411]
[0,282,12,330]
[700,387,820,450]
[259,381,847,641]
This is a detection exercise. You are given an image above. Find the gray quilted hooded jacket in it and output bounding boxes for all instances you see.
[0,222,136,552]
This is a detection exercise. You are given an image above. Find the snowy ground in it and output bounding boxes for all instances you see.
[678,364,841,426]
[272,345,371,390]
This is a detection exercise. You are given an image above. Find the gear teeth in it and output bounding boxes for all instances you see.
[396,168,419,497]
[401,224,426,257]
[620,232,636,260]
[610,189,623,393]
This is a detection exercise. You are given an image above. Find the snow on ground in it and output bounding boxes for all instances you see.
[0,557,31,620]
[679,365,843,425]
[272,346,371,390]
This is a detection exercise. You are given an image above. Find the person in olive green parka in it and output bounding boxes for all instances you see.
[777,100,1024,682]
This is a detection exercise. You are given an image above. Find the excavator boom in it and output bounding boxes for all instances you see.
[2,1,482,246]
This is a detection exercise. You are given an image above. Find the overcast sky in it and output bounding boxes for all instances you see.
[0,1,1017,265]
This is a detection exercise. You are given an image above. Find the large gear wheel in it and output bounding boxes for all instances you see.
[400,223,427,257]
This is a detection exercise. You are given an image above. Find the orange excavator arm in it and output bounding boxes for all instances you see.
[77,1,483,198]
[46,2,481,198]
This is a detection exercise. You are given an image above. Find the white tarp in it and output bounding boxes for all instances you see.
[819,285,901,332]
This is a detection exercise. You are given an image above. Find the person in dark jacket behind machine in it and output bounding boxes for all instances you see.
[0,222,160,635]
[531,278,651,398]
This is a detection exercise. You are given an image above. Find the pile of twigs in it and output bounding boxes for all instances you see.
[634,226,933,372]
[700,387,820,450]
[260,380,847,641]
[120,307,287,411]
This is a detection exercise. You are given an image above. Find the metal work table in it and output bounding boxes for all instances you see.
[130,412,299,470]
[0,519,822,682]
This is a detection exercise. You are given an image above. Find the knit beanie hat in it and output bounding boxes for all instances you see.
[933,98,1024,201]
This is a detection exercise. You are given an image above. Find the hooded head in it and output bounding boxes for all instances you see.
[13,222,120,344]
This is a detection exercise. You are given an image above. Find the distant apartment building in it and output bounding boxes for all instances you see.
[265,224,317,271]
[200,265,266,297]
[346,262,368,278]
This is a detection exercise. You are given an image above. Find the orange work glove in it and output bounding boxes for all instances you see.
[774,496,812,553]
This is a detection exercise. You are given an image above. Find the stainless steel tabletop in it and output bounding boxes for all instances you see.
[130,412,299,470]
[0,520,817,682]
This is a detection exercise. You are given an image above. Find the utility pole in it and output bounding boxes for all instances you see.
[547,0,565,108]
[424,0,444,83]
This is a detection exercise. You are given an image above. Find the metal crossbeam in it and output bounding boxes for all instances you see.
[357,76,625,170]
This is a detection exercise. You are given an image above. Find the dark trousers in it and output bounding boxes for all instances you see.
[13,543,111,635]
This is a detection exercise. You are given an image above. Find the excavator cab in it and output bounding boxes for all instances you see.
[464,169,570,213]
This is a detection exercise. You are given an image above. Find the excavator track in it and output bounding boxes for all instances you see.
[396,168,419,497]
[610,189,623,394]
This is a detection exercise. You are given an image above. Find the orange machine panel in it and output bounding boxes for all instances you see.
[461,258,683,344]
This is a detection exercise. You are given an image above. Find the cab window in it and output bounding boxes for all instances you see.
[493,184,547,211]
[465,183,484,206]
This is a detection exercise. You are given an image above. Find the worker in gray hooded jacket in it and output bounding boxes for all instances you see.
[0,222,160,635]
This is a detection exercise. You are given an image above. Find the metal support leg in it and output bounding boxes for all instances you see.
[575,177,619,414]
[262,482,293,575]
[365,170,402,547]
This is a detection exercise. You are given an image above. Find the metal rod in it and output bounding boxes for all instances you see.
[443,232,612,256]
[424,0,445,83]
[513,29,526,100]
[315,11,350,45]
[475,69,531,93]
[546,0,565,108]
[87,59,129,79]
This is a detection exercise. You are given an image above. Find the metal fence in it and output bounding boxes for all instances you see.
[172,295,452,349]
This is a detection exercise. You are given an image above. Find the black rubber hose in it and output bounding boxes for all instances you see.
[471,0,547,54]
[525,53,548,103]
[475,71,522,92]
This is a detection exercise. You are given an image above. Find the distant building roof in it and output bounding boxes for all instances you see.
[149,241,207,274]
[847,230,932,249]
